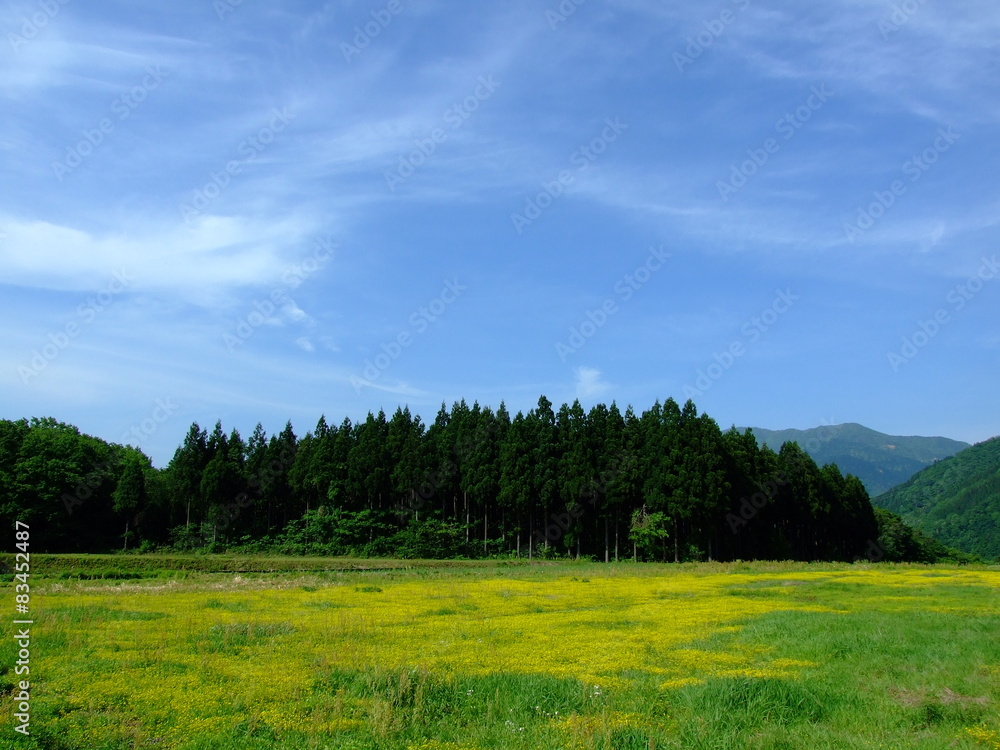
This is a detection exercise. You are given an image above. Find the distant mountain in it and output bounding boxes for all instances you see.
[874,437,1000,560]
[745,423,970,497]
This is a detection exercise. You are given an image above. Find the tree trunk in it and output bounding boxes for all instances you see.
[674,517,680,563]
[604,517,609,563]
[615,512,620,562]
[528,511,533,560]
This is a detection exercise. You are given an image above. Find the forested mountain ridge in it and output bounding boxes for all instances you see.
[874,436,1000,559]
[0,399,958,562]
[747,423,969,496]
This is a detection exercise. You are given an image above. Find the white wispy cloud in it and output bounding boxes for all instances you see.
[0,212,322,304]
[575,366,612,400]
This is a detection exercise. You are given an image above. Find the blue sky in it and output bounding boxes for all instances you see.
[2,0,998,466]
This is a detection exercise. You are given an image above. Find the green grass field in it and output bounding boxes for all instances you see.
[2,558,999,749]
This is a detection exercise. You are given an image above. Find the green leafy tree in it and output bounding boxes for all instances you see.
[328,417,357,509]
[166,423,208,530]
[527,396,558,557]
[499,411,532,557]
[13,419,121,551]
[630,506,671,561]
[262,421,298,531]
[469,404,506,554]
[113,452,148,551]
[388,406,427,521]
[556,400,591,557]
[200,450,244,542]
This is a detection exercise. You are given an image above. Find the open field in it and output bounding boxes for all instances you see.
[2,559,1000,749]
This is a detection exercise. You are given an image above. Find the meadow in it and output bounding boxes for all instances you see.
[2,558,999,750]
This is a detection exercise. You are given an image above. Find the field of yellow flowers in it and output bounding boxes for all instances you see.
[2,560,1000,749]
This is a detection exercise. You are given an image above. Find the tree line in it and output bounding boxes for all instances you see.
[2,397,930,562]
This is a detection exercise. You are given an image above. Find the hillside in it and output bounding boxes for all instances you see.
[746,423,969,496]
[874,436,1000,559]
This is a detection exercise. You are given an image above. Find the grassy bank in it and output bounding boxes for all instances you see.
[19,553,528,579]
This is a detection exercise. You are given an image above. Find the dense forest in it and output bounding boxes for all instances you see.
[0,397,970,562]
[875,436,1000,558]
